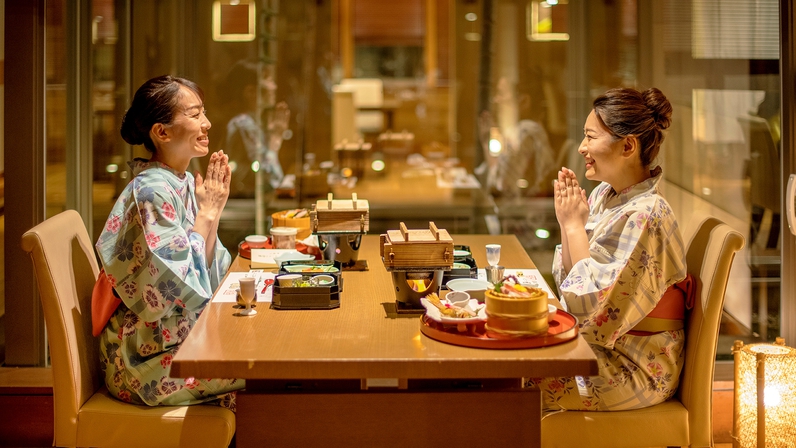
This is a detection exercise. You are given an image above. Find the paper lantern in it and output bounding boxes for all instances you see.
[732,338,796,447]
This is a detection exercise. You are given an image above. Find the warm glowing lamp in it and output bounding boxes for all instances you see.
[732,338,796,447]
[489,127,503,156]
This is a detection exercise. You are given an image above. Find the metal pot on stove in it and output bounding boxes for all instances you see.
[318,233,363,267]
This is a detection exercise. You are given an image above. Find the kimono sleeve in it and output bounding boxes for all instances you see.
[97,181,228,322]
[559,203,686,349]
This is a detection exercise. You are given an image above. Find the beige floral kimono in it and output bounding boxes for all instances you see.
[528,167,687,415]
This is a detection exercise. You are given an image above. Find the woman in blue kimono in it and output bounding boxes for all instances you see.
[95,75,243,410]
[528,87,688,414]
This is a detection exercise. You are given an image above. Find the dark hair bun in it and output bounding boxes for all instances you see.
[643,87,672,131]
[120,111,147,146]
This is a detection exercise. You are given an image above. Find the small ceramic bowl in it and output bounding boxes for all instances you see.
[310,274,335,286]
[274,251,315,267]
[453,249,471,259]
[245,235,268,249]
[446,278,492,301]
[445,290,471,307]
[277,274,302,287]
[548,304,558,323]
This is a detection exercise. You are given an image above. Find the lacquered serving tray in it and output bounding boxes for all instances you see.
[419,309,578,349]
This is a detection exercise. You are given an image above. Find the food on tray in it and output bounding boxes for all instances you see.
[278,208,309,219]
[284,264,339,273]
[425,293,477,319]
[491,275,546,298]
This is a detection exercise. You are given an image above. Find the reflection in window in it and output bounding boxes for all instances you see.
[355,46,424,79]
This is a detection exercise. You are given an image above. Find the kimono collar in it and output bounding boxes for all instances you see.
[606,166,663,204]
[128,158,189,181]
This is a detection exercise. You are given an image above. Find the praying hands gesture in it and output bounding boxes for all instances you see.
[554,167,590,272]
[194,150,231,263]
[554,167,588,230]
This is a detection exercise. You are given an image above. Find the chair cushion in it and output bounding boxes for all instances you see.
[541,400,689,448]
[76,388,235,448]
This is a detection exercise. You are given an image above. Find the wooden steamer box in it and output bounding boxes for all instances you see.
[310,193,370,234]
[380,222,454,271]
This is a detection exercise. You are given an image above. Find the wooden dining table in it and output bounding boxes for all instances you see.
[172,234,598,448]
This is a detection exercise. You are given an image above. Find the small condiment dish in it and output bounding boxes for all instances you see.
[548,304,557,323]
[310,274,335,286]
[445,290,471,307]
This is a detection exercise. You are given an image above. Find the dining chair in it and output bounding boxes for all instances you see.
[541,215,745,448]
[21,210,236,448]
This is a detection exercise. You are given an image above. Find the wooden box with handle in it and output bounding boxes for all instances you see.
[380,222,454,271]
[310,193,370,234]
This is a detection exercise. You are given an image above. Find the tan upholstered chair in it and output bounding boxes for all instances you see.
[21,210,235,448]
[541,215,744,448]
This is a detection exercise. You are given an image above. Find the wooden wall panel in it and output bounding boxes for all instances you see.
[354,0,424,46]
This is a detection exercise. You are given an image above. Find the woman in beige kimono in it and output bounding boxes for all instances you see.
[528,87,688,415]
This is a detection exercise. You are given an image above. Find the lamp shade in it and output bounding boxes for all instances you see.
[733,339,796,447]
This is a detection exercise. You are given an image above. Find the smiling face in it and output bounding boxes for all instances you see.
[578,110,629,187]
[169,86,211,158]
[151,85,211,172]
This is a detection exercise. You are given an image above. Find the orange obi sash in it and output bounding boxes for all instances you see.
[91,269,122,337]
[628,274,695,335]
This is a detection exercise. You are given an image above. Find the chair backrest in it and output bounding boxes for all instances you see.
[21,210,101,445]
[677,216,744,447]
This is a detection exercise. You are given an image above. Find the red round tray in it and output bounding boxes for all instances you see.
[238,241,254,259]
[419,309,579,349]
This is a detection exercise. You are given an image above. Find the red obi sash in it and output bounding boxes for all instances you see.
[628,274,695,335]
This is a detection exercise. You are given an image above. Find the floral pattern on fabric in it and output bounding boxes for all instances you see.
[96,159,244,407]
[530,167,687,415]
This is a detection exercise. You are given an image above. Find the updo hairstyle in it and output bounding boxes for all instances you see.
[120,75,204,153]
[592,87,672,168]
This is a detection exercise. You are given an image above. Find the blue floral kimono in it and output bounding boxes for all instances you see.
[528,167,687,415]
[96,159,243,409]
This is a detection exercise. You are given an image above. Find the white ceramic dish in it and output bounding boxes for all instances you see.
[452,262,471,269]
[420,297,486,325]
[453,250,471,258]
[445,278,492,300]
[274,251,315,267]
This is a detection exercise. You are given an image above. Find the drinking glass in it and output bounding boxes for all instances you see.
[238,277,257,316]
[486,244,501,267]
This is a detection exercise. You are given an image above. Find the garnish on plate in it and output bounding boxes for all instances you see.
[425,293,477,319]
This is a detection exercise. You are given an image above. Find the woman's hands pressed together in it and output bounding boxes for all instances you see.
[554,167,588,231]
[195,150,232,220]
[554,167,591,272]
[194,150,231,264]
